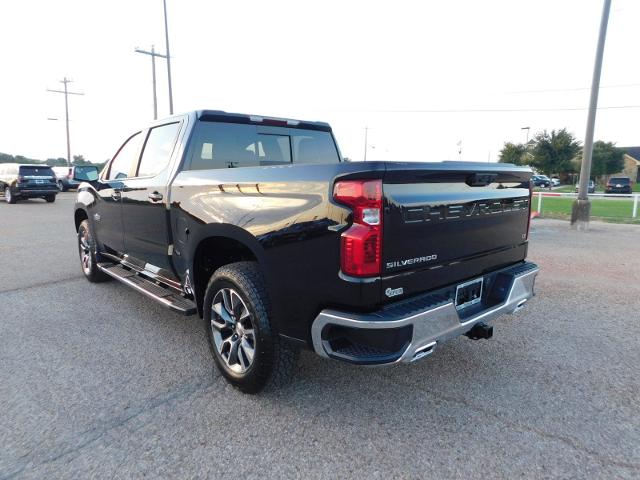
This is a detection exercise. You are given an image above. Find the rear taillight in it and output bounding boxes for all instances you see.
[333,179,383,277]
[17,175,24,183]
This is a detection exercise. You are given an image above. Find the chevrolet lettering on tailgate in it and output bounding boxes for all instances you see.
[402,197,530,224]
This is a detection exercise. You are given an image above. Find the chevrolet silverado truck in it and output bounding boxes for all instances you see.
[73,110,539,393]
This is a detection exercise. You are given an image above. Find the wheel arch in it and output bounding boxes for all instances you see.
[189,229,266,318]
[74,207,89,231]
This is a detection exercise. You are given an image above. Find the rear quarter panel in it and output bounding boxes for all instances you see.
[169,162,386,342]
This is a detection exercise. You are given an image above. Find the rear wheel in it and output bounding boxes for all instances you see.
[45,195,56,203]
[4,187,16,204]
[203,262,298,393]
[77,220,109,282]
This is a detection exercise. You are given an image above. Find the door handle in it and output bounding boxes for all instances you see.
[111,191,121,201]
[148,191,163,202]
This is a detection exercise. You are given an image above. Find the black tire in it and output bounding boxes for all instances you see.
[203,261,298,394]
[77,220,110,283]
[5,187,16,204]
[58,181,68,192]
[45,195,56,203]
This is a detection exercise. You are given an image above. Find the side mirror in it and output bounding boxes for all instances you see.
[73,166,99,182]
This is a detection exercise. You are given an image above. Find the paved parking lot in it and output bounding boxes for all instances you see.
[1,193,639,479]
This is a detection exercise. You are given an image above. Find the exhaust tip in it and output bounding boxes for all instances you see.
[412,341,436,362]
[465,323,493,340]
[513,300,527,314]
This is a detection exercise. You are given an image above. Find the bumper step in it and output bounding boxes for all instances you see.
[312,261,539,365]
[97,263,196,315]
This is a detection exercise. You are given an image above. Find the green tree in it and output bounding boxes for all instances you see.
[46,157,68,166]
[498,142,528,165]
[578,141,624,177]
[531,129,580,176]
[72,154,91,166]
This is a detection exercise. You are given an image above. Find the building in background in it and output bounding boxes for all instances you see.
[620,147,640,183]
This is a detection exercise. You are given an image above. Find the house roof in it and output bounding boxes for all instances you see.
[622,146,640,161]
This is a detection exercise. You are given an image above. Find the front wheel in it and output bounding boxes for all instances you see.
[203,262,298,394]
[57,181,67,192]
[77,220,110,283]
[5,187,16,204]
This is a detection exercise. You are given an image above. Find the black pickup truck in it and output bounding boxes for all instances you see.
[73,110,539,393]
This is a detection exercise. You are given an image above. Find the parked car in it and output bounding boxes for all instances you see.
[575,180,596,194]
[53,165,99,192]
[605,176,632,194]
[551,178,561,187]
[0,163,58,203]
[532,175,551,188]
[72,110,539,393]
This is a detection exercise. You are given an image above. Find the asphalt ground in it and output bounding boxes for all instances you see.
[1,193,639,479]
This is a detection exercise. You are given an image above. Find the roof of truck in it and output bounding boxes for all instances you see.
[194,110,333,131]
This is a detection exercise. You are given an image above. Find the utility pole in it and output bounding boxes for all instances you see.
[47,77,84,168]
[521,126,530,144]
[135,45,167,120]
[571,0,611,230]
[163,0,174,114]
[364,126,369,161]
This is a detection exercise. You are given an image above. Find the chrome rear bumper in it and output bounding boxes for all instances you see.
[311,262,539,365]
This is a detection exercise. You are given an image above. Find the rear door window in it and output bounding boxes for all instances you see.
[137,122,181,178]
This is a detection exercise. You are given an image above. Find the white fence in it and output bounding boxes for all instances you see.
[534,191,639,218]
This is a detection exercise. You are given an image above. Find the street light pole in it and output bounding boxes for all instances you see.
[47,77,84,168]
[135,45,167,120]
[364,126,369,161]
[571,0,612,230]
[163,0,174,114]
[521,126,530,144]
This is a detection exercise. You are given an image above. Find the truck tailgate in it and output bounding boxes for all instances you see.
[381,162,531,299]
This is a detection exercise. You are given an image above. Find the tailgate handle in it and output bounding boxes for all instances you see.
[466,173,497,187]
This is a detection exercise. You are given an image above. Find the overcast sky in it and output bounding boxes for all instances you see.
[1,0,638,163]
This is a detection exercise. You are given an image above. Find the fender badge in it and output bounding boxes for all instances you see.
[385,287,404,298]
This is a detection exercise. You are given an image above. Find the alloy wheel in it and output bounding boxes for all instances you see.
[210,288,256,374]
[78,227,92,274]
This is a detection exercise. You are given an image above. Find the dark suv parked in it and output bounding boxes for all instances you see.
[0,164,58,203]
[531,175,551,188]
[605,176,632,194]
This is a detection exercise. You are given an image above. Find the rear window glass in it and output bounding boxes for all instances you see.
[187,122,339,170]
[609,177,630,184]
[19,166,54,177]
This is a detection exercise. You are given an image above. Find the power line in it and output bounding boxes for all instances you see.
[508,82,640,94]
[135,45,167,120]
[46,77,84,168]
[369,105,640,113]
